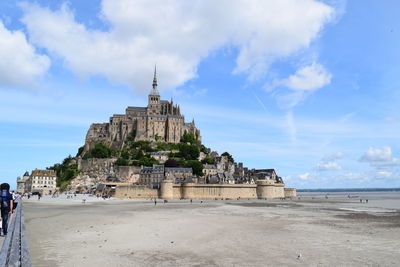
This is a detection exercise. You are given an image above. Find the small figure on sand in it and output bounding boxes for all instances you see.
[366,199,368,203]
[190,199,193,204]
[38,192,41,201]
[154,199,157,206]
[360,199,362,203]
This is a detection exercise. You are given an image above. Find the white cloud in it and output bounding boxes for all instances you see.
[286,111,297,143]
[272,62,332,91]
[20,0,334,93]
[360,146,393,162]
[317,161,342,171]
[0,21,50,87]
[360,146,400,170]
[376,170,392,178]
[298,172,317,181]
[276,91,308,109]
[322,152,345,161]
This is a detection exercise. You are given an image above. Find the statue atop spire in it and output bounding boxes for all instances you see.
[151,65,159,96]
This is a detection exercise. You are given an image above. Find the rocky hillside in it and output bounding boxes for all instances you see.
[48,132,224,191]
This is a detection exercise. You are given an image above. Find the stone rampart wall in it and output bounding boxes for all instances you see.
[177,183,257,199]
[115,181,294,200]
[284,188,297,198]
[114,185,158,198]
[173,185,182,198]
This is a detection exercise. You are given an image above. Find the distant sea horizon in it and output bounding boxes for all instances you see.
[297,188,400,192]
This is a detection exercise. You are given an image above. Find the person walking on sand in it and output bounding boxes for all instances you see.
[154,199,157,206]
[38,192,41,201]
[1,183,14,236]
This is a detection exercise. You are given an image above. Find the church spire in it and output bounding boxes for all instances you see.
[151,65,159,95]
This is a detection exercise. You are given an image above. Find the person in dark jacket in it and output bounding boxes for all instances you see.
[1,183,14,235]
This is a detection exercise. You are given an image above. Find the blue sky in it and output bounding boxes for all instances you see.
[1,0,400,189]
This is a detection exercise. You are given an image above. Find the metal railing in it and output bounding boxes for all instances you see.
[0,201,31,267]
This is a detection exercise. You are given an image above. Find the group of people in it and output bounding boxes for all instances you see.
[1,183,20,236]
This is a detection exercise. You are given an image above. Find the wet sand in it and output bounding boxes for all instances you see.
[24,194,400,266]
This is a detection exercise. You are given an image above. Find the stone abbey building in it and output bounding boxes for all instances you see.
[85,68,201,151]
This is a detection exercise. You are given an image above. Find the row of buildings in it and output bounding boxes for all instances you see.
[132,151,283,189]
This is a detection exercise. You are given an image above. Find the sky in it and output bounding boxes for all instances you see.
[1,0,400,189]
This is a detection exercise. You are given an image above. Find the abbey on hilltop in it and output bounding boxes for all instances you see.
[84,67,201,151]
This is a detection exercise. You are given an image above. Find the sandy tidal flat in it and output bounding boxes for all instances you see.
[24,194,400,266]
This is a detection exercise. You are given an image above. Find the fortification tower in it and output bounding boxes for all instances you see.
[256,179,285,199]
[160,179,173,199]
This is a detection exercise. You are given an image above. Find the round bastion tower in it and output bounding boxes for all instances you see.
[256,180,285,199]
[160,179,173,199]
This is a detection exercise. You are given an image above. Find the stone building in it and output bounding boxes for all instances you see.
[165,167,192,183]
[139,165,165,188]
[84,67,201,152]
[203,164,218,177]
[249,169,277,180]
[28,169,58,194]
[16,171,30,194]
[138,165,193,188]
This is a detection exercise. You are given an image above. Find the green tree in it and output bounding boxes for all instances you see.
[76,146,84,157]
[130,141,154,152]
[131,149,144,160]
[137,156,159,167]
[221,152,234,163]
[178,144,200,160]
[200,145,211,155]
[185,160,204,177]
[115,158,129,166]
[121,150,130,159]
[201,156,215,164]
[85,143,113,158]
[48,155,80,190]
[164,159,180,167]
[180,132,199,145]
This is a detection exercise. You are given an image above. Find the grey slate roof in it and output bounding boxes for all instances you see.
[165,167,192,173]
[140,165,164,174]
[126,106,147,111]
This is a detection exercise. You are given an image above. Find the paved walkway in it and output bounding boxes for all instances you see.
[0,214,13,249]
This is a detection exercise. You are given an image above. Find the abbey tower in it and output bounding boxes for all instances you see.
[84,67,201,152]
